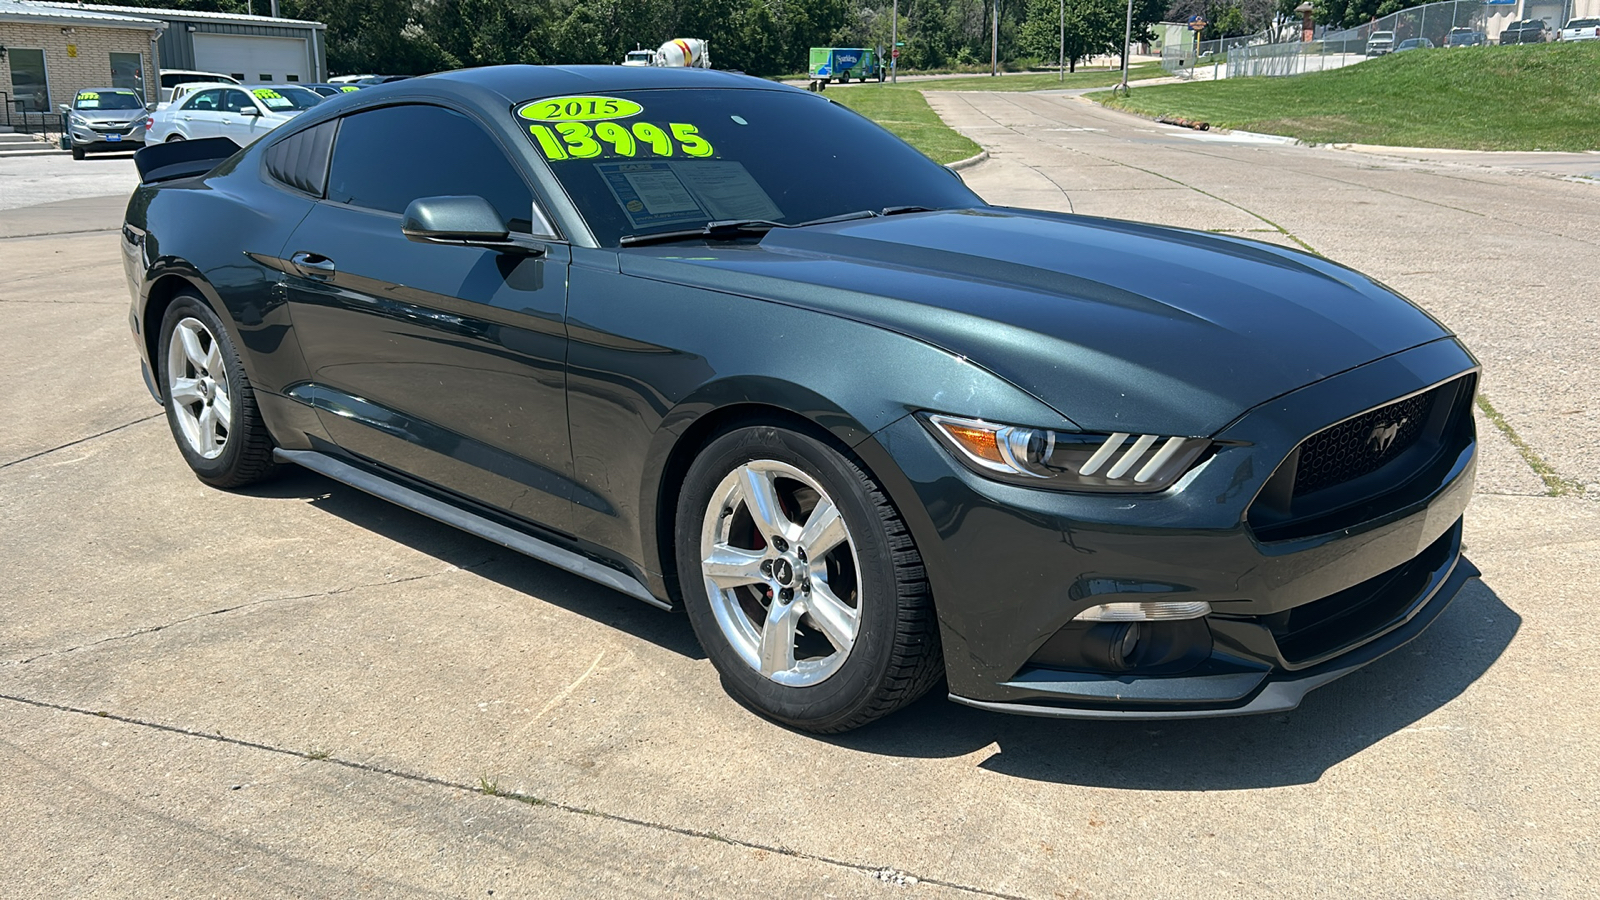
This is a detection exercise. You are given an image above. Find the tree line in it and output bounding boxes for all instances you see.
[86,0,1394,77]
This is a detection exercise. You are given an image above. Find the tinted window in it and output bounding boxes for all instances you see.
[264,121,335,197]
[326,104,537,233]
[185,89,224,112]
[222,90,255,113]
[514,88,982,246]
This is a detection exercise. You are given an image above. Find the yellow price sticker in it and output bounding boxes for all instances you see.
[253,89,284,100]
[518,95,643,123]
[339,85,360,92]
[528,121,716,161]
[77,92,100,100]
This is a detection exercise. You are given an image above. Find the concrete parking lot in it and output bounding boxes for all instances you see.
[3,98,1598,899]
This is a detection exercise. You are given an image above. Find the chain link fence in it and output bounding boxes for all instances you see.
[1162,0,1495,80]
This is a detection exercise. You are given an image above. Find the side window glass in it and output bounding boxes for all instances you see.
[223,90,253,113]
[186,89,221,112]
[325,104,543,235]
[264,121,336,198]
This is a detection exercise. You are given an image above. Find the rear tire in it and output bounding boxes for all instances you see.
[675,425,943,733]
[157,292,280,488]
[166,134,185,142]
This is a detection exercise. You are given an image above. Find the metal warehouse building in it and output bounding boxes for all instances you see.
[82,2,326,85]
[2,0,323,116]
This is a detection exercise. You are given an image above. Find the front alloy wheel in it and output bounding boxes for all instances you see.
[700,459,862,687]
[676,425,943,733]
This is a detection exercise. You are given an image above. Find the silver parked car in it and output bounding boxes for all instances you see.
[147,85,323,147]
[62,88,150,159]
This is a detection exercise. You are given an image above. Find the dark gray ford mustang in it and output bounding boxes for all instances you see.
[122,66,1480,732]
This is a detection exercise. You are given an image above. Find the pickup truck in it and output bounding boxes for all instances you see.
[1498,19,1551,44]
[1365,31,1395,55]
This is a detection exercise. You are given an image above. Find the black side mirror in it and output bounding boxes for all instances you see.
[402,195,517,249]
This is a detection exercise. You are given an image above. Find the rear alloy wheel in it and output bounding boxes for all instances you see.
[158,293,278,487]
[676,426,943,733]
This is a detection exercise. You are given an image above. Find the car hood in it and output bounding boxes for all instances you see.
[618,208,1452,436]
[74,109,147,123]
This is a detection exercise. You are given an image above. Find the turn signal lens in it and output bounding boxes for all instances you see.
[1073,601,1213,621]
[922,413,1210,493]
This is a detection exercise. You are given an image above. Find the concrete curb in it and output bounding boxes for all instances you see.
[945,149,990,171]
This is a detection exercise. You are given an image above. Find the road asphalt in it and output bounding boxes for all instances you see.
[2,100,1597,899]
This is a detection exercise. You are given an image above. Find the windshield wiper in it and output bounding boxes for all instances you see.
[618,206,937,248]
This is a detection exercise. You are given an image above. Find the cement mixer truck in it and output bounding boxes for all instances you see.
[651,38,711,68]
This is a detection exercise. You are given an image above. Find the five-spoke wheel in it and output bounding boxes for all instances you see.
[677,425,943,733]
[157,292,278,487]
[700,459,862,687]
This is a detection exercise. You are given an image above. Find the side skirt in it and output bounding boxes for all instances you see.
[274,449,671,611]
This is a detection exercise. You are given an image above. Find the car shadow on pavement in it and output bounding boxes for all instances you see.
[828,577,1518,790]
[239,467,706,660]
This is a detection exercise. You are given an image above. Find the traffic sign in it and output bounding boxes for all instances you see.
[1188,15,1207,31]
[892,48,901,58]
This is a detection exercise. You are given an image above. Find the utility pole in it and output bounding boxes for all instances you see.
[891,0,898,84]
[1118,0,1133,93]
[1059,0,1064,82]
[991,0,999,76]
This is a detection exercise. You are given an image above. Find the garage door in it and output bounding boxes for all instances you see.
[192,34,310,84]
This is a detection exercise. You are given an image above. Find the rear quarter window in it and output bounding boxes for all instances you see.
[264,121,336,197]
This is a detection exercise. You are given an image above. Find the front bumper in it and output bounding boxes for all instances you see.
[70,126,144,150]
[861,338,1481,719]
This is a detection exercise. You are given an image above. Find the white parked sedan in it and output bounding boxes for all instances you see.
[1559,17,1600,40]
[146,85,324,147]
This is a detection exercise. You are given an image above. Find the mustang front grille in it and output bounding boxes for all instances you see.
[1293,387,1436,497]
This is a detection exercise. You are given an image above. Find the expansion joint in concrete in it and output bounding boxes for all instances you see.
[0,692,1034,900]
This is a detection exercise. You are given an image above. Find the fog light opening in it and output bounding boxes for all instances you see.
[1115,622,1142,668]
[1073,600,1212,622]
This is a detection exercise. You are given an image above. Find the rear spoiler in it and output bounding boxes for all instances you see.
[134,137,242,184]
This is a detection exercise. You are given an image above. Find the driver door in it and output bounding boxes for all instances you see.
[279,104,579,532]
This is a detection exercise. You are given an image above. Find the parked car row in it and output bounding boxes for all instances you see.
[1367,18,1595,54]
[68,78,369,160]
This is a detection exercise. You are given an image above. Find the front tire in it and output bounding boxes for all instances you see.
[71,145,86,160]
[157,292,279,488]
[675,425,943,733]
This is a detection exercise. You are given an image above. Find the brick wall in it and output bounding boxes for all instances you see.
[1,22,157,115]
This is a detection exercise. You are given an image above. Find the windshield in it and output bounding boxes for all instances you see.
[75,90,143,110]
[252,86,323,111]
[516,88,980,247]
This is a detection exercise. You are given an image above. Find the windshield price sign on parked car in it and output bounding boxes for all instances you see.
[517,96,714,161]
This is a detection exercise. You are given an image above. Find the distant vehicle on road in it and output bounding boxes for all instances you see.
[63,88,148,159]
[808,47,885,90]
[652,38,711,67]
[159,70,240,104]
[1365,30,1396,55]
[1395,37,1435,51]
[622,48,655,66]
[1445,27,1487,47]
[1558,17,1600,40]
[148,85,323,147]
[1498,19,1552,44]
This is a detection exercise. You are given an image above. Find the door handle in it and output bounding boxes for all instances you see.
[181,115,192,121]
[290,251,336,279]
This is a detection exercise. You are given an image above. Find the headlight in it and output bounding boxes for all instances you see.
[921,413,1210,493]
